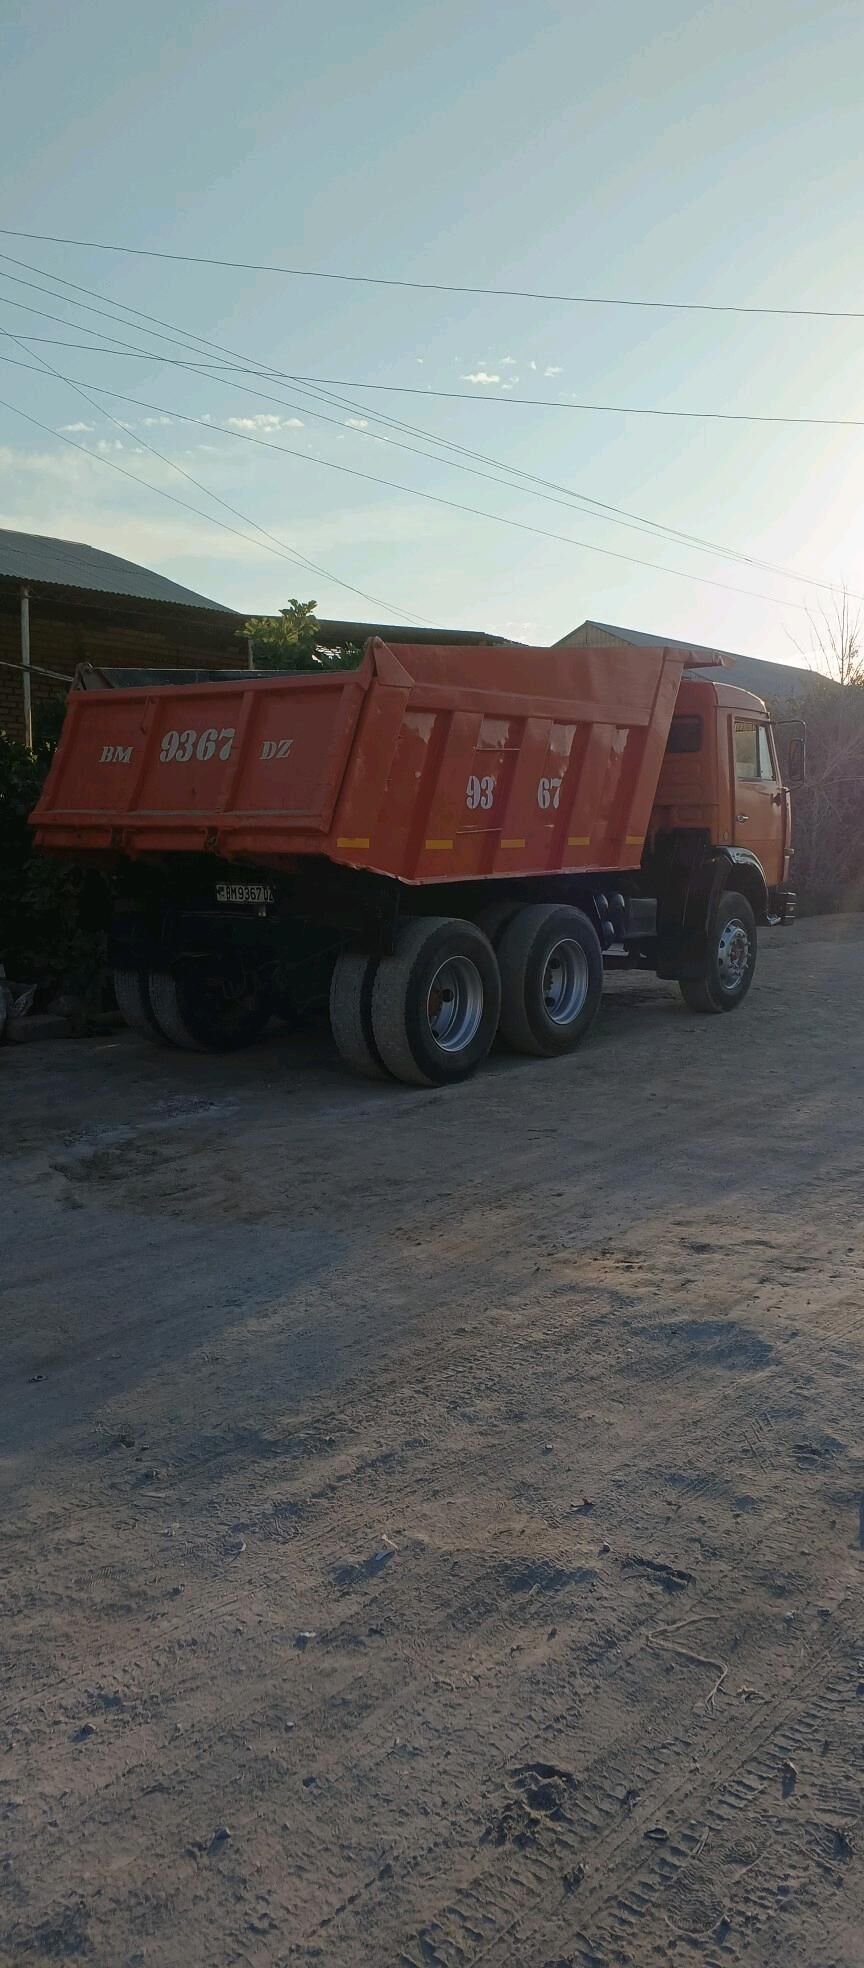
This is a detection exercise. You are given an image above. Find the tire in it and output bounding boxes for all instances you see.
[678,890,757,1014]
[497,903,604,1057]
[475,896,521,948]
[371,917,501,1088]
[329,951,390,1079]
[113,967,166,1043]
[147,958,272,1052]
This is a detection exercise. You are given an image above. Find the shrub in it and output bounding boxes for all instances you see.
[0,725,112,995]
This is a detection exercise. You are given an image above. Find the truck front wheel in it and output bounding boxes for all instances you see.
[678,890,757,1014]
[371,917,501,1087]
[147,957,272,1051]
[497,904,604,1056]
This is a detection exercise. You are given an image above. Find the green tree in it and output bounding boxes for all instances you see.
[242,598,363,673]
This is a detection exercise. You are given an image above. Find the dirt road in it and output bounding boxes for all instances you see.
[2,917,863,1968]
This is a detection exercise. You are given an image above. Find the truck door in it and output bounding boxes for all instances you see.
[732,717,785,884]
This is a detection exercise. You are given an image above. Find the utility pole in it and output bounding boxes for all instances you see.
[20,584,32,748]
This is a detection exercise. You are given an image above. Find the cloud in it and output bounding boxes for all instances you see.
[225,413,303,434]
[461,371,501,385]
[60,421,94,434]
[141,415,173,428]
[544,366,563,378]
[529,360,538,371]
[499,618,540,639]
[501,356,518,367]
[344,416,368,430]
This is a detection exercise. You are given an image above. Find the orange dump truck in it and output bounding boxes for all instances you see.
[31,637,801,1085]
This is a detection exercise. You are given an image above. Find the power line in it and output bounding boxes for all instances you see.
[0,294,431,625]
[0,351,811,616]
[6,249,864,438]
[0,389,430,622]
[11,299,864,437]
[2,225,864,322]
[0,257,294,374]
[0,261,852,595]
[0,341,807,583]
[3,297,852,600]
[13,326,864,433]
[267,371,860,595]
[255,371,864,433]
[0,272,849,611]
[0,252,848,614]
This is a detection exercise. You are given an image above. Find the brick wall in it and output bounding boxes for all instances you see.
[0,589,242,743]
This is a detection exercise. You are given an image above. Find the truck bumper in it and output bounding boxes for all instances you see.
[767,886,796,924]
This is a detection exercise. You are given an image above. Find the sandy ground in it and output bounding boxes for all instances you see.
[2,916,864,1968]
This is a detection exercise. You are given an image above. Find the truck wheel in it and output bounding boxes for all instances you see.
[147,959,272,1052]
[679,890,757,1014]
[113,967,166,1042]
[371,917,501,1087]
[497,903,603,1057]
[475,896,521,948]
[329,951,389,1079]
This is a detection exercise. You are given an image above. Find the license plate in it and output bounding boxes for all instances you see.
[215,882,275,905]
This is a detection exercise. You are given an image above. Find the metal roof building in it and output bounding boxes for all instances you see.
[0,528,236,613]
[556,618,816,704]
[0,527,242,745]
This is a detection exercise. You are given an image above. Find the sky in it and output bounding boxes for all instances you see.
[1,0,863,663]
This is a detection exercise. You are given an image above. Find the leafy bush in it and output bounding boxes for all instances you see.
[242,598,363,672]
[0,725,112,994]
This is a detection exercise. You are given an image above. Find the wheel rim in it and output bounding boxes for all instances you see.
[426,956,484,1053]
[542,938,590,1025]
[717,917,751,991]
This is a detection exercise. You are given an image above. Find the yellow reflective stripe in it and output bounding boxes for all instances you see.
[500,837,525,848]
[336,836,370,848]
[568,835,591,846]
[625,835,644,846]
[425,838,453,850]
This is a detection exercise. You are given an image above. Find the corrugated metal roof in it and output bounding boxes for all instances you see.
[0,527,236,613]
[314,618,515,647]
[556,618,818,701]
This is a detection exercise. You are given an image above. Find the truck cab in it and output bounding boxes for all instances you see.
[651,678,794,921]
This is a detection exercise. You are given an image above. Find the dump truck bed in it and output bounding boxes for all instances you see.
[32,638,689,881]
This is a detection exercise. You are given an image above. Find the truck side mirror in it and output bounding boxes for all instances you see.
[786,735,805,785]
[772,719,806,786]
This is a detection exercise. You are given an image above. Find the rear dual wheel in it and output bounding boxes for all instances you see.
[329,951,387,1080]
[497,903,604,1057]
[330,904,604,1088]
[114,958,271,1052]
[330,918,501,1088]
[113,967,165,1043]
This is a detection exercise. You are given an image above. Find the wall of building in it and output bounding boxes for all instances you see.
[0,591,242,743]
[556,625,624,648]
